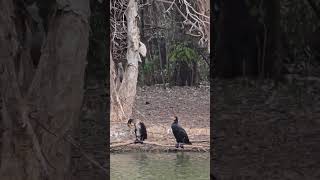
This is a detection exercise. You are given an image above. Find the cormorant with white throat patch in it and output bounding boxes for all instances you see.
[127,118,147,144]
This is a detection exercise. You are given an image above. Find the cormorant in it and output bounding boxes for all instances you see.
[171,116,192,148]
[127,118,147,144]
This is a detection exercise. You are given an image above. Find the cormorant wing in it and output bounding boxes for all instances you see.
[139,122,147,140]
[178,127,191,144]
[171,123,190,144]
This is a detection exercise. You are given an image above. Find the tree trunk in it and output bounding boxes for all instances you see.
[111,0,145,122]
[158,40,166,88]
[193,61,199,86]
[0,0,90,179]
[264,0,281,79]
[214,0,263,78]
[110,52,126,122]
[73,0,108,179]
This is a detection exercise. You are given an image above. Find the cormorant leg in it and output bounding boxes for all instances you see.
[175,143,179,148]
[180,143,184,149]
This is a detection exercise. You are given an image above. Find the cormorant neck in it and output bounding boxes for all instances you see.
[174,116,178,123]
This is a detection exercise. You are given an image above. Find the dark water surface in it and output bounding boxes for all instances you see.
[111,152,210,180]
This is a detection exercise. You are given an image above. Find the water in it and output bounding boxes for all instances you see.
[111,152,210,180]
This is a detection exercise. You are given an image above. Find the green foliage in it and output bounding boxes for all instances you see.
[168,43,200,64]
[142,59,154,74]
[138,58,157,85]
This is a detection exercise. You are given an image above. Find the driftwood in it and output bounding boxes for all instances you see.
[110,140,209,152]
[111,139,209,145]
[191,140,210,143]
[110,141,135,148]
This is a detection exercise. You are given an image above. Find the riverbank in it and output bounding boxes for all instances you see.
[110,140,209,153]
[110,85,210,152]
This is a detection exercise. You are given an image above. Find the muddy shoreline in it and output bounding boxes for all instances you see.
[110,141,210,153]
[111,85,210,153]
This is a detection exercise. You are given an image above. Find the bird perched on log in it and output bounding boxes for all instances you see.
[171,116,192,148]
[127,118,147,144]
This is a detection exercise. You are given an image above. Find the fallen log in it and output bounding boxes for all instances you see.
[110,140,209,152]
[110,141,135,148]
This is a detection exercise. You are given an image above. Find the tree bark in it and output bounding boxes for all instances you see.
[0,0,90,179]
[110,52,126,122]
[118,0,141,118]
[0,1,42,179]
[73,1,108,179]
[111,0,145,122]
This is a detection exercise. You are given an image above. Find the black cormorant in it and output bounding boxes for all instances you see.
[171,116,192,148]
[127,118,147,144]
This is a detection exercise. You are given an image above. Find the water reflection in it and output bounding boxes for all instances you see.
[111,152,209,180]
[176,152,190,166]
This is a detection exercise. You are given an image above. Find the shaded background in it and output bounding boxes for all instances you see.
[212,0,320,179]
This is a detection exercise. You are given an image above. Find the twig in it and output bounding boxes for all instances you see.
[165,0,176,13]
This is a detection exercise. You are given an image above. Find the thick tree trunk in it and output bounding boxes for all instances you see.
[0,1,42,179]
[0,0,90,179]
[118,0,141,118]
[111,0,145,122]
[73,1,108,179]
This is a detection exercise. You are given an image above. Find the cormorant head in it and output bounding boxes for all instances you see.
[173,116,178,123]
[127,119,135,128]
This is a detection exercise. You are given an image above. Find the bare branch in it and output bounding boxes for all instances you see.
[155,0,210,48]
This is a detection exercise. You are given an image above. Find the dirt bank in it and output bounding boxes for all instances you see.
[110,85,210,152]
